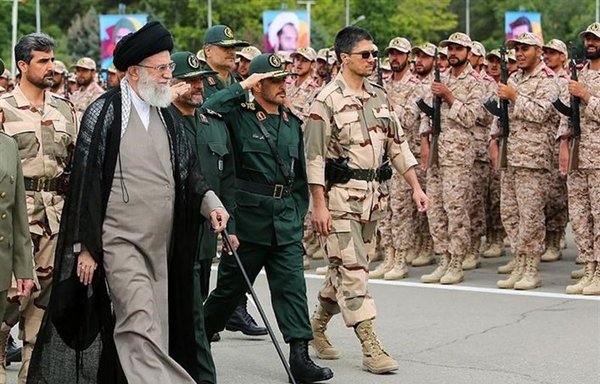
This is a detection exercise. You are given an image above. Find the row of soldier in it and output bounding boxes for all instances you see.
[0,19,598,384]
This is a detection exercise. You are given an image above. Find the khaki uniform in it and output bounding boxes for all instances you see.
[287,76,323,124]
[305,72,417,326]
[0,86,77,382]
[558,64,600,262]
[69,81,104,119]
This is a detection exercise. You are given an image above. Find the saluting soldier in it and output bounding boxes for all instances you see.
[305,26,427,375]
[202,54,334,384]
[0,33,78,383]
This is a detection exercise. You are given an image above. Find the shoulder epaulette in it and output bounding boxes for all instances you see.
[203,108,222,118]
[469,69,481,80]
[315,80,340,102]
[541,66,555,78]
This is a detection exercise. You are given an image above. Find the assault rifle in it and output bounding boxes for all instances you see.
[415,48,441,168]
[553,55,581,172]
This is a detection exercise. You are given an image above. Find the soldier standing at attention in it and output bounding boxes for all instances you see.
[287,47,322,123]
[0,33,78,383]
[305,26,428,375]
[419,32,483,285]
[236,46,262,80]
[561,23,600,295]
[489,33,559,290]
[69,57,104,118]
[202,54,334,384]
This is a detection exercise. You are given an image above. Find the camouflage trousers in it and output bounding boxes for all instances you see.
[500,167,550,257]
[303,213,326,259]
[319,218,377,327]
[379,171,429,251]
[470,160,488,242]
[545,168,569,234]
[567,169,600,262]
[426,165,471,256]
[486,167,505,236]
[2,232,56,384]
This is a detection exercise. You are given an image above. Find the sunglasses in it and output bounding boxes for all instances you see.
[348,50,379,59]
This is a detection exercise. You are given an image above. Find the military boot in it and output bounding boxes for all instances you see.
[514,255,542,290]
[411,235,435,267]
[566,262,595,294]
[384,249,409,280]
[571,266,585,279]
[440,254,464,284]
[497,256,516,274]
[405,236,421,264]
[497,253,526,289]
[462,238,481,270]
[582,262,600,295]
[310,305,341,360]
[225,296,268,336]
[484,232,505,258]
[369,247,394,279]
[541,232,562,262]
[289,339,334,383]
[421,252,450,283]
[354,320,398,374]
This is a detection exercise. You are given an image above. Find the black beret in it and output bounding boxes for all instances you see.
[113,21,174,71]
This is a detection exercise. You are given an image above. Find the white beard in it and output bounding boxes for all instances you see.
[137,70,172,108]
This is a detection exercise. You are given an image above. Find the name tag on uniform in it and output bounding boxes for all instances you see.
[218,159,223,171]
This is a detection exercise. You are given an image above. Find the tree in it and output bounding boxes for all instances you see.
[67,7,100,62]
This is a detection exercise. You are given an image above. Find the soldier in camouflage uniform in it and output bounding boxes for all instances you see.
[69,57,104,119]
[0,33,78,383]
[372,37,427,280]
[236,46,261,80]
[419,33,483,285]
[288,47,323,123]
[305,26,428,375]
[49,60,67,97]
[560,23,600,295]
[489,33,559,290]
[541,39,570,262]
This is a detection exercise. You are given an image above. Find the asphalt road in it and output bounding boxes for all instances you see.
[6,230,599,384]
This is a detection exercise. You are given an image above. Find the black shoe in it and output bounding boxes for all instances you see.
[211,332,221,342]
[225,297,268,336]
[289,339,333,383]
[6,335,21,365]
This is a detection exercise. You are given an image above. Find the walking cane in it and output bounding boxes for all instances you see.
[222,229,297,384]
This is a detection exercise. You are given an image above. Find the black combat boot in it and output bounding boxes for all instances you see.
[225,295,268,336]
[6,335,21,366]
[289,339,334,383]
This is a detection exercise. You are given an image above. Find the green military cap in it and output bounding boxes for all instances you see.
[507,32,543,48]
[384,37,411,54]
[171,51,217,79]
[249,53,297,79]
[203,25,249,48]
[440,32,472,48]
[579,22,600,40]
[0,59,4,76]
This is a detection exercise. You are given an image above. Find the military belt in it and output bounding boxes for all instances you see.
[23,177,60,192]
[349,168,378,182]
[237,179,291,199]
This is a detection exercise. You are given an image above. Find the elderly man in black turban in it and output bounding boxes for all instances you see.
[27,21,229,384]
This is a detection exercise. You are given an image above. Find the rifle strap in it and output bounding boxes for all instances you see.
[253,118,295,186]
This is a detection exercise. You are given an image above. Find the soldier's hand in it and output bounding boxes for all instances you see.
[77,250,97,286]
[240,73,275,90]
[171,82,191,100]
[488,139,499,170]
[311,206,333,236]
[558,139,569,176]
[568,80,590,102]
[16,279,34,298]
[412,188,429,212]
[210,208,229,233]
[222,233,240,255]
[431,82,452,102]
[498,83,517,103]
[420,136,430,171]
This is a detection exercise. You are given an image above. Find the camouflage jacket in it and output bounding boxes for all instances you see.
[305,72,417,222]
[0,86,78,235]
[70,81,104,118]
[287,76,323,124]
[556,63,600,170]
[384,71,423,155]
[473,73,496,163]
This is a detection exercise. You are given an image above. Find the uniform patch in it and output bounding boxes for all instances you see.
[224,27,234,38]
[199,114,208,123]
[256,111,266,121]
[188,55,200,69]
[269,54,282,68]
[208,77,216,86]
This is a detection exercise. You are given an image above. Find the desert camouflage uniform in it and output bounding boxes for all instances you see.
[287,76,323,124]
[69,81,104,120]
[305,72,417,326]
[0,86,78,382]
[557,63,600,263]
[493,62,558,263]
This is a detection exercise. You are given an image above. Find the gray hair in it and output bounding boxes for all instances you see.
[15,33,54,69]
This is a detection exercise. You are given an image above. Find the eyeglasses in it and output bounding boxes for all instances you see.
[136,62,176,73]
[348,50,379,59]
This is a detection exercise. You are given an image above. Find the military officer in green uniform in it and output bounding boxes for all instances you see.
[168,51,238,384]
[202,54,333,384]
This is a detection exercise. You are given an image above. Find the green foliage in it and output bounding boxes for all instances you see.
[66,7,100,62]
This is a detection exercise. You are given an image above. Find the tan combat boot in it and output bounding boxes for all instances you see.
[566,262,595,294]
[384,249,409,280]
[571,266,585,279]
[369,247,394,279]
[497,253,525,289]
[405,236,421,264]
[310,305,341,360]
[482,232,504,258]
[412,235,435,267]
[354,320,399,374]
[514,255,542,290]
[0,326,9,384]
[541,232,562,262]
[582,262,600,295]
[497,256,516,274]
[421,252,450,283]
[440,254,464,284]
[462,238,481,270]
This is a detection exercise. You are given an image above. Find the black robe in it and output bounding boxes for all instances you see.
[27,87,211,383]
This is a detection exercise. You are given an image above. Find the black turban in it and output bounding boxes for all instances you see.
[113,21,174,71]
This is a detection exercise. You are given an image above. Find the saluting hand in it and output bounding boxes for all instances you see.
[171,82,191,101]
[210,208,229,233]
[240,72,275,90]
